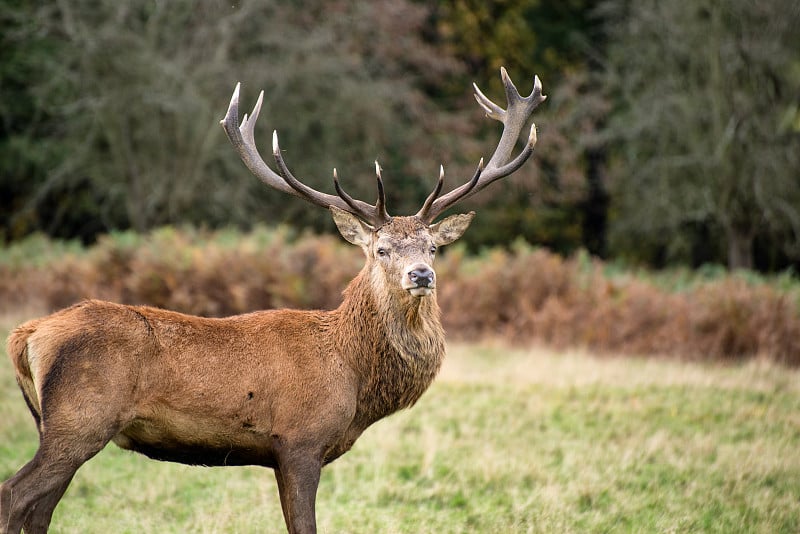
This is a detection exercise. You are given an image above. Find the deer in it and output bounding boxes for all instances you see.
[0,67,545,534]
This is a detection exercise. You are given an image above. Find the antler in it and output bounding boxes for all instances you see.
[220,83,391,227]
[416,67,546,223]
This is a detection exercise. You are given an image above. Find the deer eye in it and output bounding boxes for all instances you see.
[377,247,388,257]
[429,245,437,255]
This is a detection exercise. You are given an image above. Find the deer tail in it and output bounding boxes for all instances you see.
[7,318,44,427]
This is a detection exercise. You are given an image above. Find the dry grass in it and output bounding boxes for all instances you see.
[442,342,800,393]
[438,245,800,364]
[1,332,797,533]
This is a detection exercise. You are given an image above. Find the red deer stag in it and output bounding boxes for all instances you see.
[1,67,545,534]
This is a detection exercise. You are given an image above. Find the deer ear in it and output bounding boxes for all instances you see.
[330,206,373,247]
[430,212,475,246]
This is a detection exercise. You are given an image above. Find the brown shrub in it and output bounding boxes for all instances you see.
[438,241,800,365]
[439,243,580,341]
[1,228,798,365]
[687,280,800,365]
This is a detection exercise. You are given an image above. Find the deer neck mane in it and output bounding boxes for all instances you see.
[332,267,446,424]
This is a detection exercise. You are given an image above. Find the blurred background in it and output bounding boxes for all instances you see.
[2,0,798,272]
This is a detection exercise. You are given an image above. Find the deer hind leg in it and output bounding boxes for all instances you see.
[0,423,114,534]
[20,476,73,534]
[2,375,130,532]
[0,448,78,534]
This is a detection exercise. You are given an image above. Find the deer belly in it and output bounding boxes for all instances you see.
[112,415,276,467]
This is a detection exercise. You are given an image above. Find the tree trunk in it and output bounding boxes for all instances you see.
[581,146,609,258]
[726,227,754,270]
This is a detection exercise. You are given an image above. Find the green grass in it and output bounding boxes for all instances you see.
[1,323,798,533]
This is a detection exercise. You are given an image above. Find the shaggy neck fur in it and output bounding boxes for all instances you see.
[330,267,445,429]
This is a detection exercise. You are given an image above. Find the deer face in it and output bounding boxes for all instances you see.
[331,208,474,298]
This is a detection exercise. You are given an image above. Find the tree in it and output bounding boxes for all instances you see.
[0,0,470,240]
[602,0,800,269]
[0,0,82,240]
[430,0,610,256]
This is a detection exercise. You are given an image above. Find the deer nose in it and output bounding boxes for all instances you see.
[408,266,434,288]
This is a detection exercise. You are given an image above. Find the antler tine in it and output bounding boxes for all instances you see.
[417,68,545,223]
[473,83,504,120]
[483,68,545,171]
[374,161,390,224]
[416,165,445,221]
[272,131,341,209]
[416,161,485,221]
[221,83,294,197]
[220,83,387,226]
[333,168,380,224]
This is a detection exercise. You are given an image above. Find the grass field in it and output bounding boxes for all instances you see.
[1,318,798,533]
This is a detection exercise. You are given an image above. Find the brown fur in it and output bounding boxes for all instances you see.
[0,213,470,534]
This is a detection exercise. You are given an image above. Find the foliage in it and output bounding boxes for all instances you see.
[0,0,87,240]
[601,0,800,269]
[0,0,612,259]
[429,0,607,255]
[0,0,472,238]
[441,241,800,364]
[431,0,597,94]
[1,340,798,532]
[1,0,799,272]
[2,228,798,364]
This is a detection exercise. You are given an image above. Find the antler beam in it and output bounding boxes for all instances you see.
[221,68,544,228]
[416,68,546,223]
[220,83,391,227]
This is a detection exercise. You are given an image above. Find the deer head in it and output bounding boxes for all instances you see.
[330,202,474,298]
[220,68,546,298]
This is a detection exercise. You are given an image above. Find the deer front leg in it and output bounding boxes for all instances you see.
[274,449,322,534]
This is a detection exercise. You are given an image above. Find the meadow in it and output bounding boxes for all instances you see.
[1,315,798,532]
[1,229,799,532]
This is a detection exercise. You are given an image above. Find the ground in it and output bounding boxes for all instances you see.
[1,318,798,532]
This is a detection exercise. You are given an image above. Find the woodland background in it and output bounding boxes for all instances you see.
[2,0,798,271]
[1,0,800,364]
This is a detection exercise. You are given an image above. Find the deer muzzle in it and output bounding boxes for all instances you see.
[404,264,435,297]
